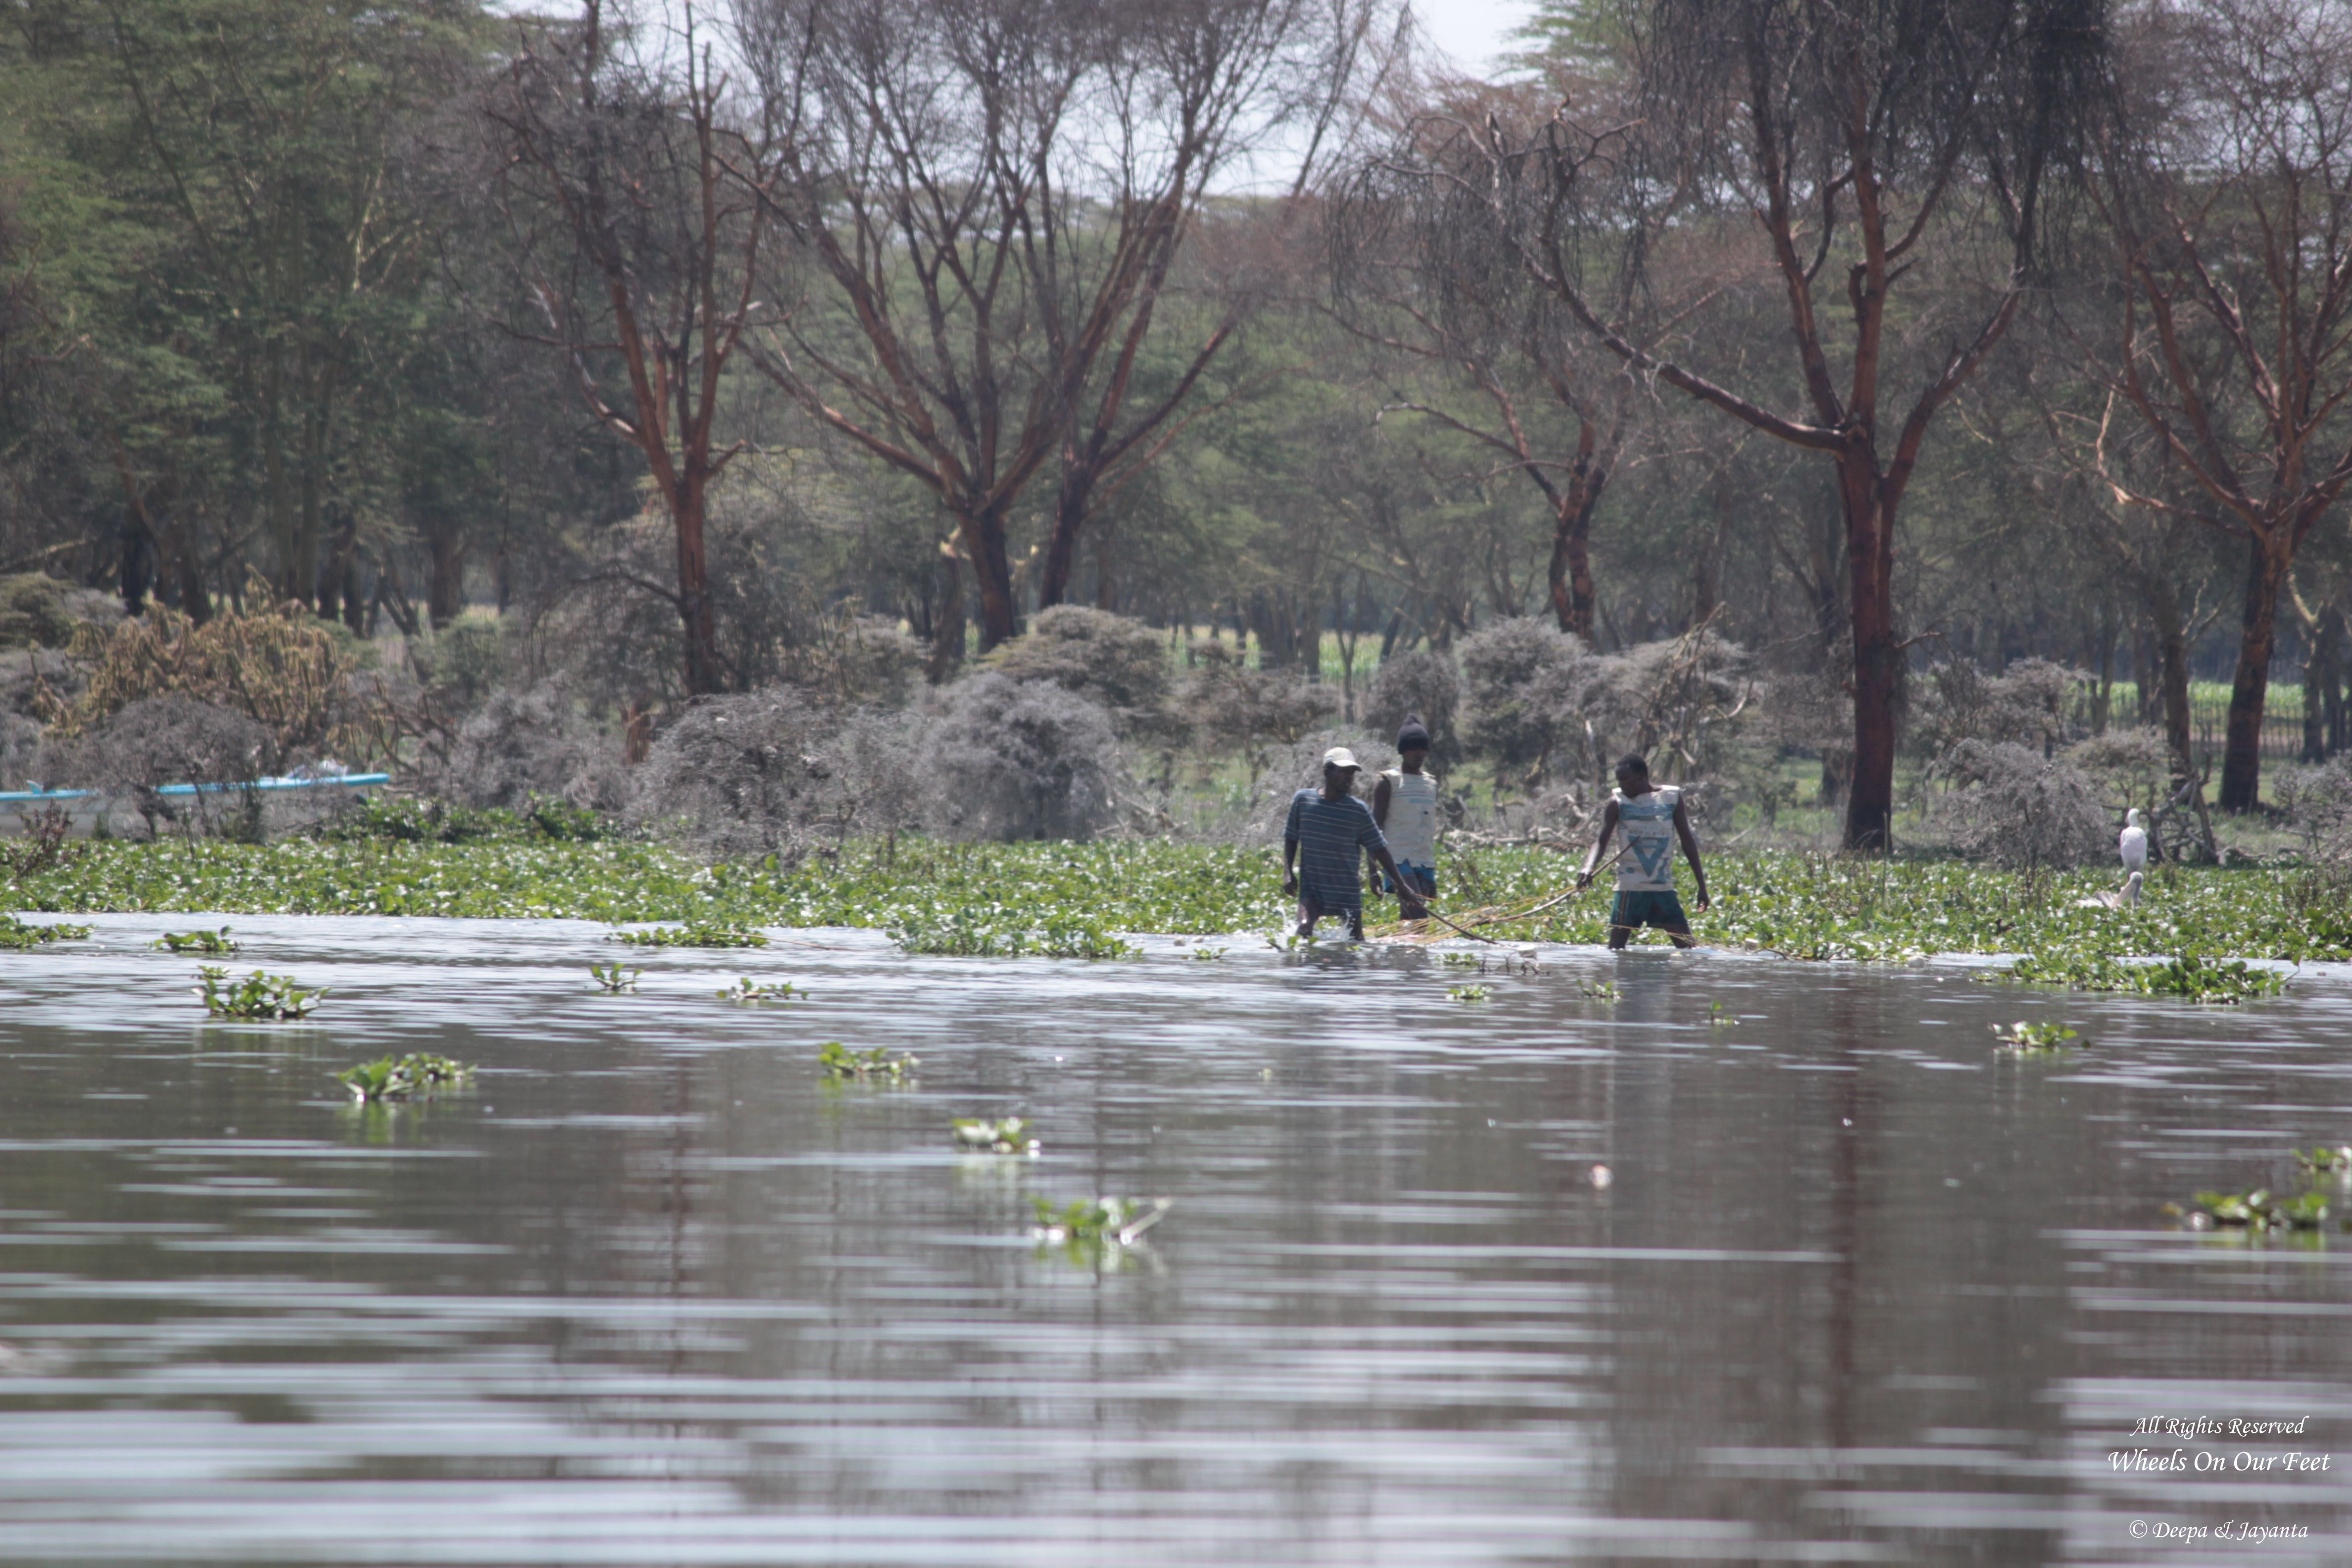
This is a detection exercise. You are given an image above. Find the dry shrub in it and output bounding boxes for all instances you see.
[987,606,1173,733]
[1920,658,2087,756]
[1583,628,1750,779]
[419,683,625,812]
[2064,727,2173,812]
[1937,739,2111,868]
[926,673,1124,842]
[1184,644,1339,760]
[0,711,38,788]
[628,688,921,862]
[43,592,376,761]
[2278,758,2352,862]
[786,613,924,708]
[1458,617,1596,780]
[0,574,113,648]
[1362,650,1463,766]
[41,696,277,838]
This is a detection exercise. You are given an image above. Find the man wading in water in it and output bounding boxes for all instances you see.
[1575,754,1710,950]
[1283,747,1406,940]
[1372,716,1438,921]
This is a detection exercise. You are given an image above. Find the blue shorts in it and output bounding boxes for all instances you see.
[1388,862,1436,897]
[1611,890,1689,930]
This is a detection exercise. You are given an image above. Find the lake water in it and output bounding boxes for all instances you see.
[2,916,2350,1565]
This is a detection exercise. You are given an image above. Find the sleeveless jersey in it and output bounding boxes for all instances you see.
[1614,785,1681,891]
[1380,767,1440,867]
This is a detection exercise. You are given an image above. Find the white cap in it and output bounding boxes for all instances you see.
[1322,746,1361,771]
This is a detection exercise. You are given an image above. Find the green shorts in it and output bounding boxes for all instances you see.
[1610,890,1689,931]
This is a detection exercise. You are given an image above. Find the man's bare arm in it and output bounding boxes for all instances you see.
[1576,802,1619,888]
[1673,800,1709,911]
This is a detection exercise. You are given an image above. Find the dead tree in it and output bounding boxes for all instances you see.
[1339,75,1661,645]
[2083,0,2352,812]
[732,0,1385,649]
[1436,0,2104,850]
[489,0,771,695]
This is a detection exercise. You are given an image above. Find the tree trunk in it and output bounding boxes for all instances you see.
[2218,533,2288,812]
[2150,577,2195,779]
[1092,517,1116,611]
[2303,608,2343,763]
[674,474,722,695]
[118,512,152,617]
[1840,461,1899,851]
[1545,484,1599,643]
[927,537,966,684]
[1038,472,1089,610]
[957,505,1019,650]
[171,516,209,626]
[426,523,466,630]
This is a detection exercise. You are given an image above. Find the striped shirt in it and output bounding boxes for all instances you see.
[1285,788,1387,910]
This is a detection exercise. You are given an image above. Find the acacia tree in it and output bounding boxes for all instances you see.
[490,0,770,695]
[733,0,1382,650]
[2083,0,2352,812]
[77,0,473,615]
[1340,76,1661,645]
[1446,0,2102,848]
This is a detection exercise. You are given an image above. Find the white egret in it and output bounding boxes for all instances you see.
[2119,808,2149,876]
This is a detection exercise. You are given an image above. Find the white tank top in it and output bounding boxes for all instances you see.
[1615,785,1680,890]
[1380,767,1439,866]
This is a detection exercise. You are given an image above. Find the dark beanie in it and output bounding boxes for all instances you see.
[1397,714,1431,752]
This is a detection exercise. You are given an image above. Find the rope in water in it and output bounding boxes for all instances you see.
[1367,842,1628,945]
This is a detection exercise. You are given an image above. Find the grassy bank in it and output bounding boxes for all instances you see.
[3,835,2350,966]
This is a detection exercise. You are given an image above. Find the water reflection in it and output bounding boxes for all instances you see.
[0,917,2348,1562]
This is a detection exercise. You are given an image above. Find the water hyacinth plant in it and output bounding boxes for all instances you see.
[1449,984,1493,1002]
[2169,1189,2331,1233]
[1992,1020,2079,1052]
[717,978,800,1003]
[952,1117,1039,1155]
[337,1052,473,1102]
[590,963,640,993]
[817,1041,916,1082]
[887,906,1137,959]
[1030,1194,1171,1247]
[610,922,769,948]
[195,966,325,1020]
[0,913,90,949]
[153,926,237,953]
[2000,951,2287,1003]
[2293,1146,2352,1175]
[2,837,2352,972]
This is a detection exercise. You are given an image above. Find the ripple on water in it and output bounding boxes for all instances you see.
[0,914,2350,1563]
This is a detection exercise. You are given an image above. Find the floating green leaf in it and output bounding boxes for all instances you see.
[1029,1194,1170,1247]
[2174,1188,2329,1232]
[716,977,799,1002]
[153,926,237,954]
[1992,1020,2079,1052]
[817,1041,916,1082]
[195,966,325,1020]
[590,963,639,993]
[610,922,768,948]
[338,1052,472,1102]
[952,1116,1038,1155]
[0,913,90,950]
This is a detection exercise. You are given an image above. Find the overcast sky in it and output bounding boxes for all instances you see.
[1416,0,1536,77]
